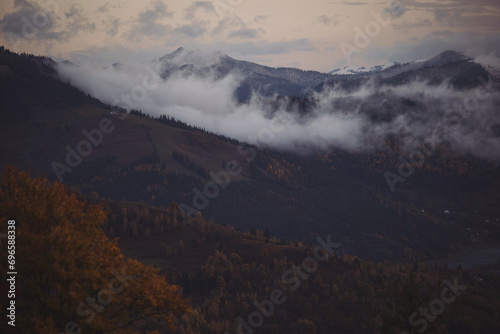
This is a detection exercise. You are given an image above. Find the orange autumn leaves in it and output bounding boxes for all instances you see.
[0,166,190,333]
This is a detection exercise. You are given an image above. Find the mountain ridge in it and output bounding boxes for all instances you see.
[328,50,471,75]
[2,46,500,265]
[55,47,497,102]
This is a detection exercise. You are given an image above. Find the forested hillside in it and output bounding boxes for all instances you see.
[1,47,500,265]
[1,167,499,333]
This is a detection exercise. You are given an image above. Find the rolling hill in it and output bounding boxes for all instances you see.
[1,47,500,265]
[1,46,500,333]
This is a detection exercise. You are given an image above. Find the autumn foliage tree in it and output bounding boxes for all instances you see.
[0,166,190,333]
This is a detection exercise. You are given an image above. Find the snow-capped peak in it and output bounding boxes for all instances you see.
[329,62,397,75]
[159,47,228,68]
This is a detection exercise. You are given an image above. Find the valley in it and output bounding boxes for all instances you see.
[1,46,500,333]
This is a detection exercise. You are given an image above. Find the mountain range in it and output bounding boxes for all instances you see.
[1,45,500,333]
[1,45,499,263]
[120,47,499,100]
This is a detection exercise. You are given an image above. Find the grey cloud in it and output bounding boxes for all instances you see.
[433,7,461,23]
[404,0,499,13]
[332,31,500,71]
[95,2,121,14]
[0,0,94,45]
[383,0,406,18]
[317,15,332,26]
[228,28,259,39]
[392,18,432,31]
[227,39,317,56]
[331,1,369,5]
[211,16,243,36]
[103,17,120,36]
[55,52,500,159]
[317,15,339,26]
[445,13,500,30]
[172,24,206,38]
[431,31,454,38]
[403,0,500,28]
[64,5,96,34]
[184,1,215,20]
[369,32,500,65]
[329,0,405,16]
[0,1,57,39]
[174,1,218,39]
[126,0,173,42]
[253,15,268,23]
[97,3,110,13]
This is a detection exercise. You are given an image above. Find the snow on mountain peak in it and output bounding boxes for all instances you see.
[159,47,227,68]
[329,62,396,75]
[328,50,473,76]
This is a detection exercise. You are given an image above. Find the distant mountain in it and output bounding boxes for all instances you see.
[155,47,331,100]
[123,48,494,101]
[2,47,500,334]
[328,50,470,76]
[51,47,500,158]
[2,46,500,264]
[319,50,491,92]
[423,50,471,66]
[328,62,397,75]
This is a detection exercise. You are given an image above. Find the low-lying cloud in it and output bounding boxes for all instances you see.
[56,56,500,160]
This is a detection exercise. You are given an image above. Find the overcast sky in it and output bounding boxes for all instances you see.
[1,0,500,71]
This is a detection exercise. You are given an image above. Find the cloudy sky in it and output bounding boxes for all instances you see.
[1,0,500,71]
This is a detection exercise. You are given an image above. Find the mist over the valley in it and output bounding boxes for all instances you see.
[56,49,500,159]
